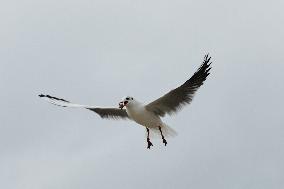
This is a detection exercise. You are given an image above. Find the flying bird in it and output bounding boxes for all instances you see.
[39,54,212,149]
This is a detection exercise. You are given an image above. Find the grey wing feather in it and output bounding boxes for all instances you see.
[145,54,212,117]
[87,108,129,119]
[39,94,129,120]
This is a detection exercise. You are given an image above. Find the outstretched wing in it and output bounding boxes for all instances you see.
[86,108,129,119]
[145,54,212,117]
[39,94,129,120]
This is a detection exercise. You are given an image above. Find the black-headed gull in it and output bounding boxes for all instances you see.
[39,54,212,149]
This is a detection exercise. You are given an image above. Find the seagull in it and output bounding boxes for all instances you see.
[39,54,212,149]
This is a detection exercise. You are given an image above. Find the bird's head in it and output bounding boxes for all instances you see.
[119,96,134,109]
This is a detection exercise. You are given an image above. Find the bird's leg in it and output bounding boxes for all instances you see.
[159,126,167,146]
[146,128,153,149]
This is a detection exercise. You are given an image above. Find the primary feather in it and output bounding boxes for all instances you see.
[39,94,129,119]
[145,54,212,117]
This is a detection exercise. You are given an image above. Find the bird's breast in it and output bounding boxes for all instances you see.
[126,106,161,127]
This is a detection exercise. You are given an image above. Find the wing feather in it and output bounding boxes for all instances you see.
[39,94,129,120]
[145,54,212,117]
[87,108,129,119]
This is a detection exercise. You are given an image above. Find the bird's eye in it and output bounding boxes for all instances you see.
[126,97,130,100]
[131,98,133,100]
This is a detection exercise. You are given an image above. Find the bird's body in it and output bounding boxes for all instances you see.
[39,54,212,149]
[126,100,162,128]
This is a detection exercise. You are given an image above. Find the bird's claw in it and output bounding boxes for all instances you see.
[163,138,167,146]
[147,138,153,149]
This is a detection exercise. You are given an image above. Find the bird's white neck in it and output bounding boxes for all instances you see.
[126,99,143,109]
[125,99,146,121]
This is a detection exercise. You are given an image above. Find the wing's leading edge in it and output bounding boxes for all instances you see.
[39,94,129,120]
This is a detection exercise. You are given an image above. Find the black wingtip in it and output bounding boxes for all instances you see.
[203,53,212,64]
[38,94,70,103]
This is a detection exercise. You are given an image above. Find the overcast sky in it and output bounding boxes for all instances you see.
[1,0,284,188]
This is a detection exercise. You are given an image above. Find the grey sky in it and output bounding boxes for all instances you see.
[1,0,284,188]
